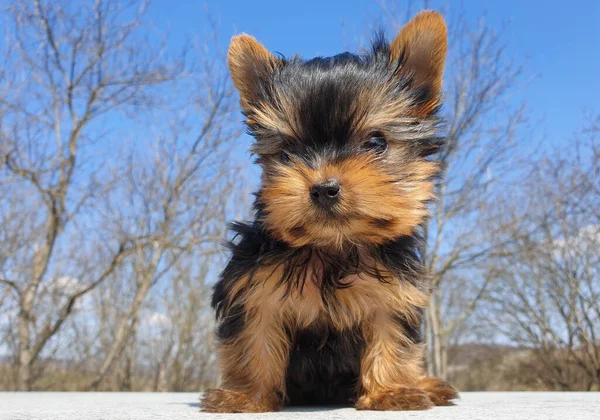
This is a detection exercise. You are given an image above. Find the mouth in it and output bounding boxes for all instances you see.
[288,210,351,238]
[312,205,353,225]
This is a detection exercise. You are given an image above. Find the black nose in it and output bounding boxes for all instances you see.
[310,178,341,208]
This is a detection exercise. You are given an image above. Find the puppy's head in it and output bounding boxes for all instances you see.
[229,11,447,249]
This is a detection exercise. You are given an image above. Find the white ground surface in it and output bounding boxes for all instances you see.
[0,392,598,419]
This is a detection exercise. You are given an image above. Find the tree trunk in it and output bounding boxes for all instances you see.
[427,293,446,379]
[120,335,136,391]
[16,351,32,391]
[88,278,153,390]
[425,309,434,376]
[153,361,168,392]
[17,308,33,391]
[441,331,448,380]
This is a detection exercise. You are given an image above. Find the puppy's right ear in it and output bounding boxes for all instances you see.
[228,34,280,110]
[390,11,447,116]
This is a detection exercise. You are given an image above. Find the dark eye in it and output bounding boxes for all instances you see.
[280,150,291,163]
[363,132,388,154]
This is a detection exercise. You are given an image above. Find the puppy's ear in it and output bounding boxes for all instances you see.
[390,11,447,116]
[228,34,280,111]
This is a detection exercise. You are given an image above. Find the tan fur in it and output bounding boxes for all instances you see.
[223,256,428,332]
[261,155,439,249]
[354,82,413,130]
[215,270,290,399]
[219,301,289,395]
[356,312,458,411]
[356,387,434,410]
[227,35,301,143]
[201,388,281,413]
[248,88,301,145]
[390,10,447,116]
[360,309,425,394]
[417,377,459,406]
[228,34,281,111]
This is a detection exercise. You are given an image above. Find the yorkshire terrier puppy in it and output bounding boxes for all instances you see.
[201,10,458,412]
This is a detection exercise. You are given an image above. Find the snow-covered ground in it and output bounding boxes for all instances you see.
[0,392,598,420]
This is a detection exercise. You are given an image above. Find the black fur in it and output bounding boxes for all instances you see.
[285,323,364,405]
[249,35,444,159]
[214,219,428,313]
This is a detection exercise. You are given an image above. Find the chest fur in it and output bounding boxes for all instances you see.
[243,262,428,332]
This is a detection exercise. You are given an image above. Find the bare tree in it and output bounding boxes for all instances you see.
[0,0,238,390]
[140,259,218,392]
[486,119,600,391]
[86,89,238,389]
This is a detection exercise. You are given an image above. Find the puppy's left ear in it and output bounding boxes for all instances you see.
[228,34,280,111]
[391,11,448,116]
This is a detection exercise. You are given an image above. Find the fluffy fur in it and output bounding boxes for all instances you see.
[201,10,458,412]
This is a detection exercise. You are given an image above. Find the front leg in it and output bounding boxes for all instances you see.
[356,308,457,410]
[202,283,290,413]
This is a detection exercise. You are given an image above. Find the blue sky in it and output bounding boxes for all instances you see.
[150,0,600,151]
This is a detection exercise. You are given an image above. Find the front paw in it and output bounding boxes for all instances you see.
[201,388,281,413]
[417,377,459,406]
[356,387,434,411]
